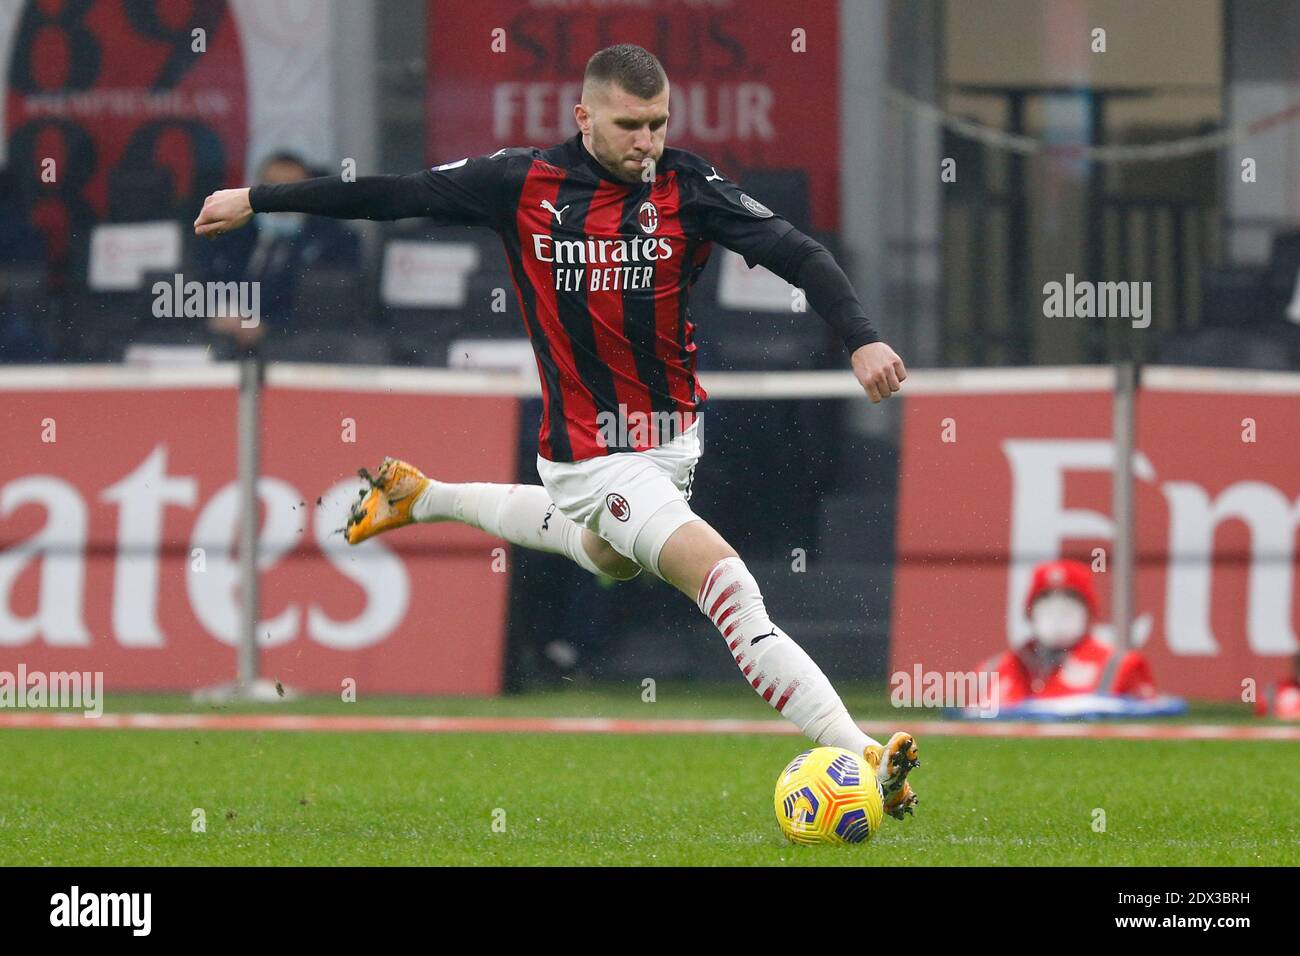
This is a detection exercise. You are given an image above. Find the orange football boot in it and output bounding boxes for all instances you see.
[864,732,921,820]
[344,457,431,545]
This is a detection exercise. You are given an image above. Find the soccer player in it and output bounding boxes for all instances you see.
[194,44,920,819]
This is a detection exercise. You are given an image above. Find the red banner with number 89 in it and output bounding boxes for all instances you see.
[5,0,247,264]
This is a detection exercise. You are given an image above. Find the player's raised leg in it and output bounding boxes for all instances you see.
[342,457,638,580]
[656,519,921,819]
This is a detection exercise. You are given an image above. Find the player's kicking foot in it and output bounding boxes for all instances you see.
[864,732,921,820]
[343,457,431,545]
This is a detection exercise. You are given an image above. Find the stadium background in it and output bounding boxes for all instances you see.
[1,0,1298,703]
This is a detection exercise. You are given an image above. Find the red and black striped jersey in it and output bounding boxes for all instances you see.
[409,135,815,462]
[251,133,878,462]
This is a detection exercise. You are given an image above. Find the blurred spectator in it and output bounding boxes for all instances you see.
[1158,230,1300,370]
[0,169,52,362]
[0,300,53,363]
[194,151,361,339]
[1156,309,1300,371]
[976,559,1158,708]
[0,169,47,266]
[206,313,266,355]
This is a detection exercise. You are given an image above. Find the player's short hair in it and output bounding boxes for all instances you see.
[583,44,667,100]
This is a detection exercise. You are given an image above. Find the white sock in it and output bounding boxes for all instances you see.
[697,556,879,752]
[412,481,605,577]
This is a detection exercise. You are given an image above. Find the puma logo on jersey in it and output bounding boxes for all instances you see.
[540,200,570,224]
[705,166,724,182]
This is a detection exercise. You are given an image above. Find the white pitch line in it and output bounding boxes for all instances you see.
[0,713,1297,741]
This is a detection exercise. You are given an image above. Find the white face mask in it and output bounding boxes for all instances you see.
[260,211,305,240]
[1029,591,1089,649]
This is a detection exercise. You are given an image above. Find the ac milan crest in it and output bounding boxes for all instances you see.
[605,493,631,521]
[638,201,659,234]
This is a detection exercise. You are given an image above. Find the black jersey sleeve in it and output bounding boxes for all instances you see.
[686,169,796,268]
[249,149,522,228]
[684,164,880,352]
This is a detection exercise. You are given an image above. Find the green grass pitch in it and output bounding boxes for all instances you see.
[1,684,1296,866]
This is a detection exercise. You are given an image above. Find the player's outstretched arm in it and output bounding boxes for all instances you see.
[193,170,464,239]
[691,167,906,402]
[762,232,906,403]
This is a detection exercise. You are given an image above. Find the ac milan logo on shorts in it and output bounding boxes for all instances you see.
[605,492,631,522]
[638,201,659,234]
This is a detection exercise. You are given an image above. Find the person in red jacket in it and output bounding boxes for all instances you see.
[978,559,1157,708]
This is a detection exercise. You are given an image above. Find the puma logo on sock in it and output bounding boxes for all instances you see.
[750,628,778,646]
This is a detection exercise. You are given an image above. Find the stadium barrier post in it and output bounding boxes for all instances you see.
[1111,360,1139,653]
[193,354,294,703]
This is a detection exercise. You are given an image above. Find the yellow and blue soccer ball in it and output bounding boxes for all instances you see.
[773,746,884,845]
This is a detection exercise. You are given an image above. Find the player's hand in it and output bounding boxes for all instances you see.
[850,341,907,403]
[194,187,254,239]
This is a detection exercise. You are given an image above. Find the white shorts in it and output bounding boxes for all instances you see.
[537,418,703,574]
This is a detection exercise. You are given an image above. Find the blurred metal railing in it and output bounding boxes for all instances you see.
[943,195,1218,368]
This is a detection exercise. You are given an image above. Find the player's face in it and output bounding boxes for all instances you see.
[578,81,669,183]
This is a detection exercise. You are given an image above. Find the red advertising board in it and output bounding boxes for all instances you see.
[890,375,1300,701]
[0,376,519,695]
[426,0,841,230]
